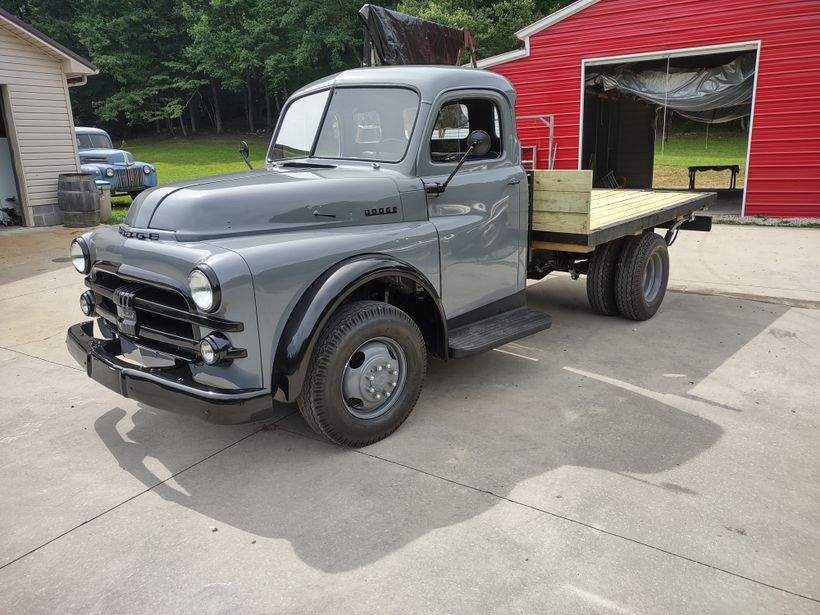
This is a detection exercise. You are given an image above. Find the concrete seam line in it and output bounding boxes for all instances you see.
[352,447,820,604]
[269,428,819,605]
[0,410,298,573]
[0,345,83,372]
[666,287,820,310]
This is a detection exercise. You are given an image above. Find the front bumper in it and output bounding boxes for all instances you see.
[66,321,275,424]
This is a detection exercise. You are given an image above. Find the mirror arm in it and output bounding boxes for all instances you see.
[240,141,253,170]
[425,144,475,195]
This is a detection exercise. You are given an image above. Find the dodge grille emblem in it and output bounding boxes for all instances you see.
[113,283,142,336]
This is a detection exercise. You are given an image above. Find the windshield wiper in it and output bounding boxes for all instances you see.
[277,161,336,169]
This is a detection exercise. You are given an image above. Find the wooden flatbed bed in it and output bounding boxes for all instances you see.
[528,171,716,249]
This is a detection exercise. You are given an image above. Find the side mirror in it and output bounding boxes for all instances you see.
[239,140,253,170]
[426,129,494,195]
[466,130,492,157]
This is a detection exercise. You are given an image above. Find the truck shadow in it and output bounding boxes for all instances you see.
[94,286,788,574]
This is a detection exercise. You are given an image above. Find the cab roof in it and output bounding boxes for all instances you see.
[293,66,515,103]
[75,127,109,135]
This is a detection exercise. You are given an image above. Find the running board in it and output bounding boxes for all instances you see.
[448,308,552,358]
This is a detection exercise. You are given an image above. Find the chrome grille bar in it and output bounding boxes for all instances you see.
[113,166,144,191]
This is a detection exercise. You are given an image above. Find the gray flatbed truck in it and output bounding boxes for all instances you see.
[66,66,714,446]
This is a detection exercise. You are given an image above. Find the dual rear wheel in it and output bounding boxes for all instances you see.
[586,232,670,321]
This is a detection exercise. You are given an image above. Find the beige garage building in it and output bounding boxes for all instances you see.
[0,8,97,227]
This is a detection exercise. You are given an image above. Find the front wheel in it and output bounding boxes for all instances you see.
[297,300,427,446]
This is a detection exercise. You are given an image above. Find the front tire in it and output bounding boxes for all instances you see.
[297,300,427,446]
[614,232,670,321]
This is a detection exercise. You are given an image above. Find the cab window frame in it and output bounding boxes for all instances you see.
[267,84,423,165]
[426,93,506,168]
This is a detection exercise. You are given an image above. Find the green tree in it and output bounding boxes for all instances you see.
[0,0,577,134]
[74,0,199,131]
[183,0,281,133]
[397,0,576,59]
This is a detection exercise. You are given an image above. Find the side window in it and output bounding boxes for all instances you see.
[430,99,502,163]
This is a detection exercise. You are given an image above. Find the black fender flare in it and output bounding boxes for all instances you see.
[273,255,447,402]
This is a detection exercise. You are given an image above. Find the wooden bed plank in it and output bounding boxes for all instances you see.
[530,240,594,253]
[592,194,694,222]
[589,190,698,229]
[590,190,651,207]
[532,211,589,233]
[532,170,592,192]
[532,190,591,213]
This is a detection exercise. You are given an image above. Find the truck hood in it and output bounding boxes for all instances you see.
[125,164,411,241]
[79,148,134,165]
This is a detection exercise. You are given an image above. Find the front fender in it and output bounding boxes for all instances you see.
[273,255,446,402]
[79,164,104,179]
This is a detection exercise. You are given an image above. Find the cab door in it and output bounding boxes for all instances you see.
[419,91,526,319]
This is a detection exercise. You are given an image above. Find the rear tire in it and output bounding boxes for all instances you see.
[586,238,625,316]
[297,300,426,447]
[614,232,670,321]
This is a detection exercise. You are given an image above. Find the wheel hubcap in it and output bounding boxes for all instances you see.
[341,337,406,419]
[643,251,664,304]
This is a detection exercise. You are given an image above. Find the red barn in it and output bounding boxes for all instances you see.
[480,0,820,217]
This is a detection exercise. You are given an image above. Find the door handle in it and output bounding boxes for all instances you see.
[507,177,521,185]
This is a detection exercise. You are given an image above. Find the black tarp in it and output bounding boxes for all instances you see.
[358,4,474,66]
[586,53,756,123]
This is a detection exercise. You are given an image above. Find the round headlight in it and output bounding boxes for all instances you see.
[188,267,220,312]
[105,168,114,177]
[200,338,217,365]
[70,238,90,274]
[143,165,152,175]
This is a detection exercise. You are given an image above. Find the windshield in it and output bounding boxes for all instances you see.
[269,87,420,164]
[76,133,114,150]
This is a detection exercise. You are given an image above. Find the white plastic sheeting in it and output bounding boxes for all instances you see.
[586,53,756,123]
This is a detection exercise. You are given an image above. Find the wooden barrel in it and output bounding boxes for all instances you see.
[58,173,100,228]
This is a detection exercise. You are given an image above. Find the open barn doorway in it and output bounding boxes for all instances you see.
[580,42,759,215]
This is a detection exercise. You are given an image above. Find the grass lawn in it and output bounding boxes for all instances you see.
[653,131,748,189]
[106,134,270,224]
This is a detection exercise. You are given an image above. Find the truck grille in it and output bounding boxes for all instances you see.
[113,167,144,192]
[87,268,243,361]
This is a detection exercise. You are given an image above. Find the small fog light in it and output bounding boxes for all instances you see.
[199,333,233,366]
[200,338,217,365]
[143,165,152,175]
[105,168,114,177]
[79,291,96,316]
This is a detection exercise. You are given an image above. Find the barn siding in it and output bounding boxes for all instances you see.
[0,21,80,225]
[489,0,820,218]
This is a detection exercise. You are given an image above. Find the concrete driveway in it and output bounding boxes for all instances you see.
[1,225,819,614]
